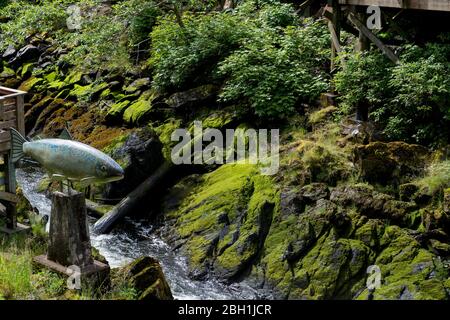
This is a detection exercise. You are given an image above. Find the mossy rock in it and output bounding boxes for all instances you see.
[107,100,130,119]
[354,141,431,186]
[164,163,277,280]
[123,99,152,124]
[123,78,150,93]
[18,76,43,92]
[356,226,449,300]
[122,256,173,300]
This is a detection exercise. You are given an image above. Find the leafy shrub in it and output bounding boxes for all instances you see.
[114,0,161,47]
[60,13,132,73]
[0,0,68,51]
[334,43,450,146]
[218,19,330,119]
[149,11,250,92]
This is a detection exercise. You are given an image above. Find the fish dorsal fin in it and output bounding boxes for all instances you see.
[31,135,43,141]
[59,127,73,140]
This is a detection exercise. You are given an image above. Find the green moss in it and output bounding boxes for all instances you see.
[107,100,130,118]
[167,163,277,278]
[44,71,59,83]
[308,106,337,125]
[123,99,152,124]
[0,66,15,78]
[20,62,34,77]
[64,70,83,85]
[18,76,43,92]
[153,118,183,160]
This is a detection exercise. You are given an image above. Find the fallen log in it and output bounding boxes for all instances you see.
[92,161,173,234]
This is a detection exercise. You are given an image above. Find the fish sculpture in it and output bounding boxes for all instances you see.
[10,128,124,187]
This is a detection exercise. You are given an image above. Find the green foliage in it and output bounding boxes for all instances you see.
[414,160,450,195]
[333,51,391,115]
[218,19,330,119]
[0,0,68,51]
[334,43,450,145]
[114,0,161,47]
[149,11,250,92]
[60,14,131,73]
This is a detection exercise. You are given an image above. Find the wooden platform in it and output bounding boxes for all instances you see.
[0,222,30,235]
[33,255,110,290]
[0,86,26,233]
[338,0,450,12]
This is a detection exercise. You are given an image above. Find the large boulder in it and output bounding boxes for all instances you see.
[353,142,430,186]
[330,184,417,224]
[163,163,277,281]
[103,127,164,200]
[8,44,41,68]
[123,256,173,300]
[165,84,218,111]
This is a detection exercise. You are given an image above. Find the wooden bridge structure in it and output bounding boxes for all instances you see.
[308,0,450,70]
[0,86,26,234]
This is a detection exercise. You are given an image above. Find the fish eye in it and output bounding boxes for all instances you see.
[100,165,107,172]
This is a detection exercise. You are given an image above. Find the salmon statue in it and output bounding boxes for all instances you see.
[10,128,124,187]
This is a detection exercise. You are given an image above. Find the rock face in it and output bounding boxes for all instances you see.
[163,164,276,280]
[123,257,173,300]
[103,127,164,200]
[165,84,218,111]
[354,142,430,186]
[162,163,450,300]
[8,44,41,68]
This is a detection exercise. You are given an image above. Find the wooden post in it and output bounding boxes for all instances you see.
[34,190,110,291]
[47,191,93,267]
[15,95,25,135]
[4,153,16,230]
[355,11,370,52]
[329,0,341,72]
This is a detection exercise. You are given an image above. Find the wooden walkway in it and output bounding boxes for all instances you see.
[338,0,450,12]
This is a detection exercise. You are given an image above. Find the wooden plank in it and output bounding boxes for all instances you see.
[339,0,450,11]
[0,190,19,203]
[0,120,18,130]
[16,95,25,135]
[2,110,17,121]
[0,130,11,141]
[3,153,17,229]
[348,12,399,63]
[0,142,11,153]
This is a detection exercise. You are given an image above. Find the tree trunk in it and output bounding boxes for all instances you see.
[47,191,93,268]
[93,162,173,234]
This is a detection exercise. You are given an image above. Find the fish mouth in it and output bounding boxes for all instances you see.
[106,174,124,183]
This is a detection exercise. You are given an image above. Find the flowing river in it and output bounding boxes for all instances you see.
[16,166,268,300]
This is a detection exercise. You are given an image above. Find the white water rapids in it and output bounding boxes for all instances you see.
[16,166,269,300]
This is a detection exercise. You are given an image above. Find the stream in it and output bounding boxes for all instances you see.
[16,166,266,300]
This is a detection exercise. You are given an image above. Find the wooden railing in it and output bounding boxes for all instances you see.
[338,0,450,12]
[0,86,26,233]
[0,86,26,153]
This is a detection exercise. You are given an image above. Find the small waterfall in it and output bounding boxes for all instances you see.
[16,166,265,300]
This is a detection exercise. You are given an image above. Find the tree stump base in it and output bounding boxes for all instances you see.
[34,191,110,292]
[0,222,30,235]
[33,255,110,292]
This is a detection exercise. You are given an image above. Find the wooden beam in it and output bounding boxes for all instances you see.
[339,0,450,12]
[348,12,399,63]
[16,94,25,135]
[0,190,19,203]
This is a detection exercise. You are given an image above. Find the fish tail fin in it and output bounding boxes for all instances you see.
[10,128,26,163]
